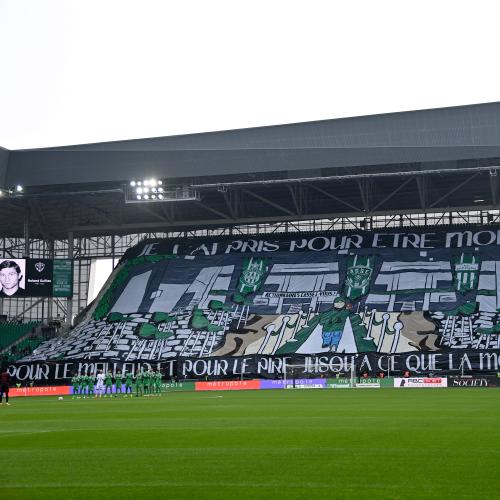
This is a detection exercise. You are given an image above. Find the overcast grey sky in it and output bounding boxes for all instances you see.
[1,0,499,150]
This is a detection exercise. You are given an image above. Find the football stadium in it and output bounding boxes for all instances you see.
[1,103,500,498]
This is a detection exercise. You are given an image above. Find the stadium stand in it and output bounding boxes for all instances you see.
[0,320,39,350]
[2,103,500,378]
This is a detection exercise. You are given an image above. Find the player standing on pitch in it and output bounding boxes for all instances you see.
[115,370,123,397]
[77,374,85,398]
[124,371,133,397]
[87,374,96,398]
[0,367,11,405]
[104,370,113,397]
[82,375,89,398]
[96,370,105,398]
[155,369,162,396]
[71,373,80,399]
[135,367,144,397]
[143,368,152,396]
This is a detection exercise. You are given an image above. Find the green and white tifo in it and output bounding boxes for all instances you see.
[21,230,500,363]
[1,389,499,499]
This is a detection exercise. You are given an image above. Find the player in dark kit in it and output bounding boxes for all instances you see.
[0,368,11,405]
[71,374,80,399]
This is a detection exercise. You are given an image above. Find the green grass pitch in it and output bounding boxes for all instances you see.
[0,389,499,499]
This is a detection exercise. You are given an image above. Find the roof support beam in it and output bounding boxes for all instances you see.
[371,176,415,211]
[241,188,295,216]
[416,176,428,209]
[159,203,175,224]
[287,184,304,216]
[78,199,118,226]
[70,203,500,234]
[136,204,170,223]
[429,171,481,208]
[222,190,238,220]
[357,178,373,212]
[305,183,362,212]
[490,169,498,206]
[194,200,232,220]
[27,198,53,241]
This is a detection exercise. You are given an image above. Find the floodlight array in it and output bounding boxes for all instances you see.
[129,179,165,201]
[0,185,23,198]
[125,179,200,203]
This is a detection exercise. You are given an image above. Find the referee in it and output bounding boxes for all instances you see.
[0,367,10,405]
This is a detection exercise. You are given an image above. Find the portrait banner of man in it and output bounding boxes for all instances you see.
[0,259,26,297]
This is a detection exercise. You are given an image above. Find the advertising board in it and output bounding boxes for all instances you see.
[394,377,448,388]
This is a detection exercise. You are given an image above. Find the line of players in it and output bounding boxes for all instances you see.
[71,368,163,398]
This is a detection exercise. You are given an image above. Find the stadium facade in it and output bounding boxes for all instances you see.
[1,102,500,379]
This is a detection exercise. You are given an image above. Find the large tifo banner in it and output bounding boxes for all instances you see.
[12,227,500,379]
[7,351,500,384]
[0,258,73,297]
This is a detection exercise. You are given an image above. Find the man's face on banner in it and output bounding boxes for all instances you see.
[0,266,22,294]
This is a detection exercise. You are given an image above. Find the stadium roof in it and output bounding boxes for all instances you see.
[1,102,500,239]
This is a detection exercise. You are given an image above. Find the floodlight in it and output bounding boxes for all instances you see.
[125,181,199,203]
[16,185,23,193]
[130,181,136,187]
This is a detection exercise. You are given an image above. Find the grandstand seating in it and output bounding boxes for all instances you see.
[0,320,63,364]
[8,336,44,361]
[0,321,39,350]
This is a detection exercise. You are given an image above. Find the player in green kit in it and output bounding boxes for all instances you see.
[71,374,79,399]
[143,369,152,396]
[146,368,155,396]
[104,370,113,397]
[135,368,144,397]
[124,371,133,397]
[155,369,162,396]
[78,375,85,398]
[149,368,156,395]
[114,371,123,397]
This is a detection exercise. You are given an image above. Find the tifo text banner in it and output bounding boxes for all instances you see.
[7,350,500,384]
